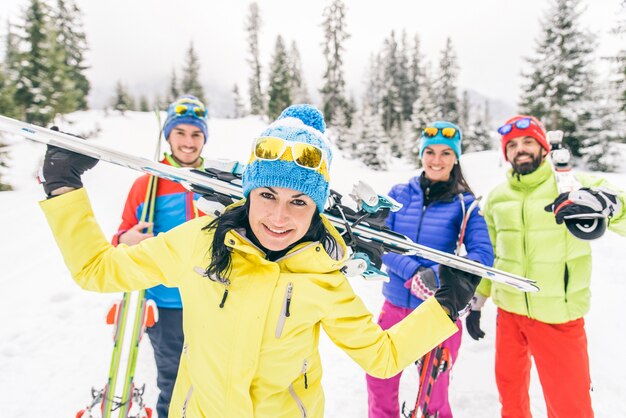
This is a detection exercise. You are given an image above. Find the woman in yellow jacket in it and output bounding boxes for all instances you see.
[39,104,480,417]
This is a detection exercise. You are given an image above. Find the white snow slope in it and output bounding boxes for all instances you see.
[0,111,625,417]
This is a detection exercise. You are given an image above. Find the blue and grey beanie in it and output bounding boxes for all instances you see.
[163,95,209,143]
[242,104,332,212]
[419,121,462,159]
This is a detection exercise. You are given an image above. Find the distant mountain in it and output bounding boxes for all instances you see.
[464,89,517,129]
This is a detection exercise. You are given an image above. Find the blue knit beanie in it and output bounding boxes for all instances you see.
[419,121,462,159]
[242,104,332,212]
[163,95,209,143]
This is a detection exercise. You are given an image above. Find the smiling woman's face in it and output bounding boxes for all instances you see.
[248,187,316,251]
[421,144,456,182]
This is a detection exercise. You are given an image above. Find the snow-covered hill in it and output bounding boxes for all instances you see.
[0,111,624,417]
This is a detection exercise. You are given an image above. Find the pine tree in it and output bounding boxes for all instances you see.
[578,80,625,171]
[266,35,292,120]
[180,41,205,103]
[53,0,89,110]
[407,33,423,120]
[2,22,21,118]
[355,105,389,170]
[246,2,264,115]
[463,100,495,153]
[397,30,413,122]
[329,103,352,153]
[138,95,149,112]
[14,0,58,125]
[613,0,626,112]
[47,23,79,116]
[166,68,180,104]
[435,37,459,123]
[519,0,596,156]
[0,136,11,191]
[407,64,438,165]
[0,31,19,119]
[458,90,471,134]
[289,41,310,104]
[112,80,134,114]
[320,0,350,125]
[232,84,245,118]
[363,54,383,114]
[380,31,403,135]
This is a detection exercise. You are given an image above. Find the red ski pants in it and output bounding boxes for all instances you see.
[495,308,593,418]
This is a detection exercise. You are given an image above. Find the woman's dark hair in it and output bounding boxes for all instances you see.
[451,163,475,196]
[202,198,337,280]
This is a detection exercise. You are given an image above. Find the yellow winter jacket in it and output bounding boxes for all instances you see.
[41,189,457,418]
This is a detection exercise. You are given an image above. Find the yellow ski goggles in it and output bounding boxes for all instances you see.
[253,136,327,170]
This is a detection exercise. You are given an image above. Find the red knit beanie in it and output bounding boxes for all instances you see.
[499,115,550,161]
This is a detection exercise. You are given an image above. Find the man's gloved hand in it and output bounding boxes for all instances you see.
[465,294,487,341]
[404,266,438,300]
[434,264,481,321]
[545,187,621,224]
[41,126,98,197]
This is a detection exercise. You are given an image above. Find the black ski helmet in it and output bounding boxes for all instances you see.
[565,217,607,240]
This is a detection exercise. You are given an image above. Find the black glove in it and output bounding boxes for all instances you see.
[434,264,481,321]
[465,310,485,340]
[41,126,98,196]
[545,187,620,224]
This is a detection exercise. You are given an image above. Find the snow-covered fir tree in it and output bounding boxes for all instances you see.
[355,104,389,170]
[232,84,245,118]
[578,79,625,171]
[13,0,59,125]
[0,25,19,119]
[519,0,596,156]
[380,31,405,157]
[47,24,79,117]
[613,0,626,112]
[407,33,423,120]
[138,95,149,112]
[165,68,180,104]
[112,80,134,114]
[180,42,206,104]
[53,0,89,110]
[458,90,471,134]
[0,135,11,191]
[435,37,459,123]
[288,41,310,104]
[406,64,438,165]
[266,35,291,120]
[463,100,495,153]
[320,0,350,125]
[328,106,354,156]
[363,53,383,114]
[246,2,264,115]
[398,31,413,122]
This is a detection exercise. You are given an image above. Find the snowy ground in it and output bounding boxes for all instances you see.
[0,111,625,417]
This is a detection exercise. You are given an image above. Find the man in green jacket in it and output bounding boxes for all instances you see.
[465,115,625,418]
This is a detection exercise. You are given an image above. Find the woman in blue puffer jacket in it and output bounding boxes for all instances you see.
[366,121,494,418]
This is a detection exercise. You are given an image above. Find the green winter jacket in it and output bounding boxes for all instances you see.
[477,161,626,324]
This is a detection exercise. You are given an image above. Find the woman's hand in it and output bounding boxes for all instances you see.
[41,127,98,197]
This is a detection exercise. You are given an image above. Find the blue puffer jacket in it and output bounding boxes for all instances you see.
[381,174,494,309]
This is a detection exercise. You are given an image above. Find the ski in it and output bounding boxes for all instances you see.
[75,114,164,418]
[0,115,539,292]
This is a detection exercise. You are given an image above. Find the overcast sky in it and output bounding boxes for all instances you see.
[1,0,624,113]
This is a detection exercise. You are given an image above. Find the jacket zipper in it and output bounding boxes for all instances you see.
[181,385,194,418]
[275,282,294,338]
[521,185,531,316]
[288,359,309,417]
